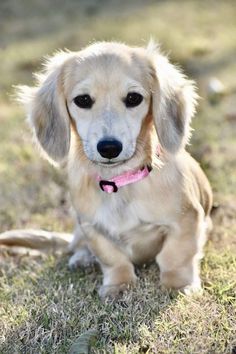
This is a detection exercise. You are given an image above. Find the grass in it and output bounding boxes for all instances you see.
[0,248,235,353]
[0,0,236,353]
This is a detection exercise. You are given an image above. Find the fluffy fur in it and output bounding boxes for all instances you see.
[7,41,213,299]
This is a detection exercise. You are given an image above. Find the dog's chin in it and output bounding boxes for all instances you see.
[88,150,143,175]
[95,160,127,168]
[90,157,135,174]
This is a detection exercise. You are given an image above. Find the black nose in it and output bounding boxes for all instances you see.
[97,139,123,159]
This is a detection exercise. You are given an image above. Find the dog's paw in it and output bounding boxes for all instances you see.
[98,283,129,301]
[98,274,137,301]
[180,283,203,296]
[68,248,96,270]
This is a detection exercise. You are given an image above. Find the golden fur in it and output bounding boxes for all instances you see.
[6,41,213,299]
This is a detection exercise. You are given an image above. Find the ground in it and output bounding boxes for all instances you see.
[0,0,236,353]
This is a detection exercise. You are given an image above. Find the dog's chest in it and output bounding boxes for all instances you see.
[93,190,167,238]
[93,196,137,236]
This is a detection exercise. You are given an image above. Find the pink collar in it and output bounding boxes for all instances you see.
[96,165,152,194]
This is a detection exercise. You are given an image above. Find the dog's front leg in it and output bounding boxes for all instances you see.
[83,224,137,300]
[68,222,96,269]
[156,206,207,294]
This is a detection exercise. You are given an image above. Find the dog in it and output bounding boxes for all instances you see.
[1,41,213,299]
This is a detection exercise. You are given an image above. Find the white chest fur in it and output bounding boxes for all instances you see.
[93,193,141,237]
[92,170,179,238]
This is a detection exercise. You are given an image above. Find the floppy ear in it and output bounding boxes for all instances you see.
[18,52,72,163]
[150,49,198,153]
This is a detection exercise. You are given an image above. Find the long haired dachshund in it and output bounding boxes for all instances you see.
[1,41,212,299]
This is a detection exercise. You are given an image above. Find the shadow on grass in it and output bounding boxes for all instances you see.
[0,253,178,353]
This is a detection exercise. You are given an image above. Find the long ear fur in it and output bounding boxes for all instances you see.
[17,51,73,163]
[148,44,198,153]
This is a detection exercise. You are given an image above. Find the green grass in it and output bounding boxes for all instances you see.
[0,248,235,353]
[0,0,236,353]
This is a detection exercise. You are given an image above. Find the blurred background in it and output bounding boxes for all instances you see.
[0,0,236,241]
[1,1,236,352]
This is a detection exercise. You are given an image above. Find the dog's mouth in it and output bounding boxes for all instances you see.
[96,160,127,167]
[90,156,133,168]
[90,149,139,169]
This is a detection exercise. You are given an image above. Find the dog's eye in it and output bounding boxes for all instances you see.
[73,95,94,109]
[124,92,143,108]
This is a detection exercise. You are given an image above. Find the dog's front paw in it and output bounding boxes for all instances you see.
[98,283,130,301]
[68,248,96,270]
[181,283,203,296]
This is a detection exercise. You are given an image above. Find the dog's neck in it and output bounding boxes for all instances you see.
[95,164,153,194]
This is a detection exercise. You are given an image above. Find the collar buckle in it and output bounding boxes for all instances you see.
[99,180,118,193]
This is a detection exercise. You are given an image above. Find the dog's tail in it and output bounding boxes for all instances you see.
[0,229,73,253]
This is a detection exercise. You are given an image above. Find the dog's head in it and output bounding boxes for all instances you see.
[18,41,197,169]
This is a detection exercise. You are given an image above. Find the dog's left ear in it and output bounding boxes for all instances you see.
[149,49,198,153]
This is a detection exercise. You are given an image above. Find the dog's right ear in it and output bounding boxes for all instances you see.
[17,52,73,164]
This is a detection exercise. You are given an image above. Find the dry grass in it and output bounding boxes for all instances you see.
[0,0,236,353]
[0,245,235,353]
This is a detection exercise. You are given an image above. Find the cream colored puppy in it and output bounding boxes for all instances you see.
[18,41,212,299]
